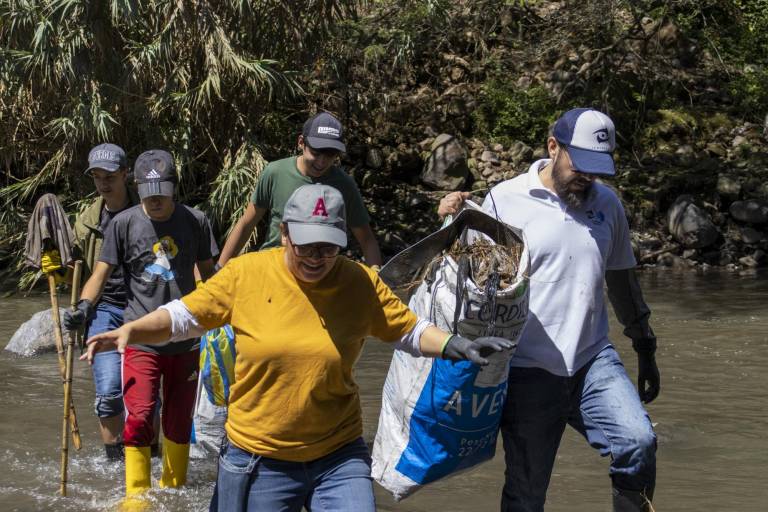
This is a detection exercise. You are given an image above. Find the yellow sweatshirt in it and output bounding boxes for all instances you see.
[182,248,417,461]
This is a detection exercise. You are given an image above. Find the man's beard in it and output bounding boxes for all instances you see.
[552,164,592,209]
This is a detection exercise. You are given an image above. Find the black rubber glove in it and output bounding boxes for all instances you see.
[63,299,94,331]
[442,335,516,366]
[637,350,660,403]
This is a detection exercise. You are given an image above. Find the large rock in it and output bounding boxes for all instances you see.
[508,141,534,164]
[729,200,768,224]
[716,174,741,200]
[365,148,385,170]
[740,227,764,245]
[420,134,469,190]
[667,195,720,249]
[5,307,67,356]
[756,182,768,201]
[384,145,423,180]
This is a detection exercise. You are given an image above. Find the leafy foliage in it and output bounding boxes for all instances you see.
[0,0,359,283]
[473,82,555,146]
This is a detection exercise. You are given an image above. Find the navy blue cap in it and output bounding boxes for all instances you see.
[302,113,346,152]
[553,108,616,175]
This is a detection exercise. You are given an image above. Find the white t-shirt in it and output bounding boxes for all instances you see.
[483,159,636,376]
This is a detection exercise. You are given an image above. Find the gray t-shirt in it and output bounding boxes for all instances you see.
[99,206,130,309]
[100,203,214,354]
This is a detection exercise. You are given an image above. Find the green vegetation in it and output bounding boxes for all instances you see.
[2,0,768,285]
[0,0,358,283]
[473,82,556,147]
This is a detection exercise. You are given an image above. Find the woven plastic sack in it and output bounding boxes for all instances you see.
[372,207,529,500]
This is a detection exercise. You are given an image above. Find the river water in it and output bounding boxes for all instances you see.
[1,271,767,511]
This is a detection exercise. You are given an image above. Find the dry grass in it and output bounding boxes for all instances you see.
[447,237,523,289]
[395,236,524,297]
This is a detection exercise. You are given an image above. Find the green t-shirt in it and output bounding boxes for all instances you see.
[250,156,371,249]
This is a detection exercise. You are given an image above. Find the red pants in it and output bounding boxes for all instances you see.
[122,347,199,447]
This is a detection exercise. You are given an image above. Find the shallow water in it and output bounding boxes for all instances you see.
[1,270,767,511]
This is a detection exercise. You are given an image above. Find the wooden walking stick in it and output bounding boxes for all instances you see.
[24,193,83,496]
[60,260,83,496]
[48,272,83,452]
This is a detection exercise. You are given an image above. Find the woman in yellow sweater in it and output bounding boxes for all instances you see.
[84,184,511,511]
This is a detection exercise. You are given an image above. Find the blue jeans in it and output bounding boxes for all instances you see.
[86,302,124,418]
[500,345,656,512]
[212,437,375,512]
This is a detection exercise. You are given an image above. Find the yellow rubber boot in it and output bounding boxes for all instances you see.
[121,446,151,511]
[159,436,190,488]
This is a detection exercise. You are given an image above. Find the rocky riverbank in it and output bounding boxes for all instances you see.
[308,1,768,272]
[342,117,768,273]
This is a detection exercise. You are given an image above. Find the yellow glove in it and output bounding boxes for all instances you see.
[41,250,63,274]
[41,250,70,284]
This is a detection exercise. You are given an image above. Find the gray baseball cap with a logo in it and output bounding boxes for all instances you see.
[283,184,347,247]
[302,112,346,153]
[134,149,176,199]
[86,143,127,173]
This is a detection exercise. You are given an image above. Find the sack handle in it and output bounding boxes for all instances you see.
[452,254,469,334]
[483,260,501,336]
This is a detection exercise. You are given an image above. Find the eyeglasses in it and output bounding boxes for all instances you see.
[289,240,340,258]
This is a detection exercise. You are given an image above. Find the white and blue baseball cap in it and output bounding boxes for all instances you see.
[553,108,616,175]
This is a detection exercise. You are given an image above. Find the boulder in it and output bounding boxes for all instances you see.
[716,174,741,200]
[365,148,385,170]
[667,195,720,249]
[387,145,422,178]
[5,307,67,356]
[694,157,720,173]
[740,227,763,245]
[421,134,469,190]
[730,200,768,224]
[705,142,727,157]
[738,255,760,268]
[480,150,500,165]
[509,141,533,165]
[756,182,768,201]
[467,158,483,181]
[732,135,748,148]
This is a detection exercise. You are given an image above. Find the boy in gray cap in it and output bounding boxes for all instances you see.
[64,143,140,461]
[75,149,217,503]
[217,112,383,269]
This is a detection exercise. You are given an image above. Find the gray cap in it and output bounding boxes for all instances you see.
[283,184,347,247]
[302,112,346,152]
[134,149,176,199]
[86,143,127,173]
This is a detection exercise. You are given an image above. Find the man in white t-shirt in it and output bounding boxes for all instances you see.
[439,108,659,512]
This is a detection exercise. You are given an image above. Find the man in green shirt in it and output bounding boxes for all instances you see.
[217,113,382,268]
